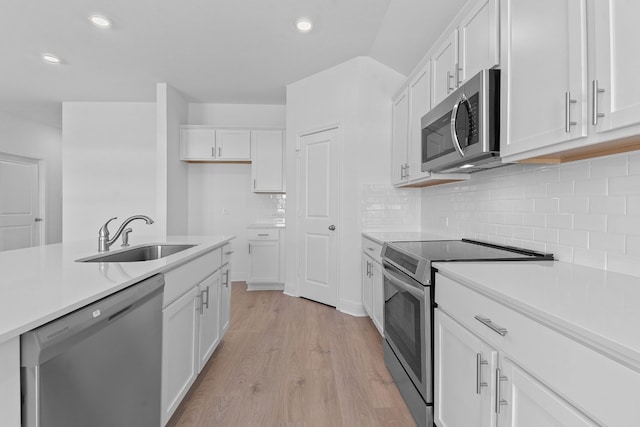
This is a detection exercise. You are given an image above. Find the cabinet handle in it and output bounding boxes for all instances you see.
[202,286,210,310]
[456,64,463,86]
[258,233,269,237]
[476,353,488,394]
[223,270,230,288]
[400,164,405,180]
[368,261,372,277]
[248,244,251,254]
[565,91,578,132]
[495,368,509,414]
[367,247,375,251]
[218,146,222,157]
[447,71,454,93]
[225,251,234,255]
[592,80,605,125]
[253,178,257,189]
[196,294,204,315]
[474,315,508,336]
[211,147,215,158]
[405,163,410,179]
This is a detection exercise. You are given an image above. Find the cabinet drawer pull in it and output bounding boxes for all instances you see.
[476,353,488,394]
[202,286,210,309]
[565,91,577,132]
[218,146,222,157]
[257,233,269,237]
[474,315,508,336]
[592,80,605,125]
[495,368,509,414]
[225,251,234,255]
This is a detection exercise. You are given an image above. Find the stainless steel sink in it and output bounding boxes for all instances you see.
[77,244,196,263]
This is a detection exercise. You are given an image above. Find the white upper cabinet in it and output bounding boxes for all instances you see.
[180,127,251,161]
[251,130,284,193]
[458,0,500,85]
[432,0,500,107]
[215,129,251,160]
[431,31,458,107]
[407,64,431,183]
[590,0,640,134]
[502,0,589,158]
[391,88,410,186]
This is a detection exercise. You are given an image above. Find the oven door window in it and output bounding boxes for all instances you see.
[384,274,423,381]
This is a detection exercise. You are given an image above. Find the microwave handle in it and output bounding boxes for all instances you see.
[450,93,467,158]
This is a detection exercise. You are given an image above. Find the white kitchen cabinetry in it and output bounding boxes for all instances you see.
[180,126,251,161]
[161,247,229,426]
[407,64,431,183]
[247,227,284,290]
[590,0,640,136]
[501,0,588,158]
[251,130,284,193]
[361,236,383,335]
[435,271,640,426]
[391,88,409,186]
[431,0,500,106]
[219,263,231,335]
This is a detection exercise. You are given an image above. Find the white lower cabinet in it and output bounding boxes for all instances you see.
[247,227,284,290]
[434,271,640,427]
[361,236,383,335]
[161,247,231,426]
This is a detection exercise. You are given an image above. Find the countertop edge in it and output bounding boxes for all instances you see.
[434,264,640,373]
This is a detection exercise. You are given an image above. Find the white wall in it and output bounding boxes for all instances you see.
[421,152,640,277]
[186,103,286,281]
[285,57,405,315]
[0,111,62,245]
[157,84,189,236]
[62,102,159,244]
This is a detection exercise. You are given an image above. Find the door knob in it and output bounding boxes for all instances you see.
[328,225,336,231]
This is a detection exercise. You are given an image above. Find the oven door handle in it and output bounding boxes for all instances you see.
[383,267,425,299]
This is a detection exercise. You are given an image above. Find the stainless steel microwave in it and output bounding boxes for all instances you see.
[421,69,500,173]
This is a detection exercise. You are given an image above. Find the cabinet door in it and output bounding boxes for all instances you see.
[407,64,431,183]
[219,265,231,335]
[591,0,640,134]
[248,240,280,283]
[361,255,373,317]
[161,286,200,425]
[499,356,598,427]
[215,129,251,160]
[181,128,216,160]
[251,130,284,192]
[370,260,384,336]
[431,30,458,106]
[458,0,499,85]
[391,88,409,186]
[503,0,588,157]
[197,271,221,372]
[435,310,497,427]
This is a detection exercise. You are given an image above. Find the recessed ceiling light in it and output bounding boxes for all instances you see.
[296,17,313,33]
[42,53,61,64]
[89,14,112,29]
[459,164,475,169]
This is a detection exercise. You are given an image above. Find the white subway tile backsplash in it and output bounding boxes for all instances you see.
[420,152,640,277]
[589,231,625,254]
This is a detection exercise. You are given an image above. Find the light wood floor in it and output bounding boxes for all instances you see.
[167,282,416,427]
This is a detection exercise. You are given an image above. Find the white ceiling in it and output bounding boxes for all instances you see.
[1,0,467,128]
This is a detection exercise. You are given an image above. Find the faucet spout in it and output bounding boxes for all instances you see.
[98,215,154,252]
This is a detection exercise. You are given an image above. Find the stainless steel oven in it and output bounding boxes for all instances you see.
[383,260,432,427]
[381,239,554,427]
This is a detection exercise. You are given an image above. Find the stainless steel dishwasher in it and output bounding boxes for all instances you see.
[20,273,164,427]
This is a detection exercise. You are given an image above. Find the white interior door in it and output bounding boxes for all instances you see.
[298,128,339,307]
[0,153,40,251]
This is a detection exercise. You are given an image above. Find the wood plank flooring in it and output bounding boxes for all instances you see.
[167,283,416,427]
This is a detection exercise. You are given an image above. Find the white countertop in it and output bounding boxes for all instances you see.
[433,260,640,370]
[362,231,447,245]
[0,235,234,344]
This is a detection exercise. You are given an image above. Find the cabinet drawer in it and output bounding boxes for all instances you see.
[247,228,279,240]
[163,248,222,307]
[436,272,640,426]
[362,236,383,264]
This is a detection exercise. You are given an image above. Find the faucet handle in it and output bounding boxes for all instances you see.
[99,217,118,237]
[121,228,133,247]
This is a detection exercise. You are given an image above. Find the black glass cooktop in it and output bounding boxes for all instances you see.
[382,239,554,284]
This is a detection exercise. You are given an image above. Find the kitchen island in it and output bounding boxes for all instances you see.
[0,235,234,427]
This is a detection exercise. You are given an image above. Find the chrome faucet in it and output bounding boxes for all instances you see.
[98,215,154,252]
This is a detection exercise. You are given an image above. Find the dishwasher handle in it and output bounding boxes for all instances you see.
[20,274,164,367]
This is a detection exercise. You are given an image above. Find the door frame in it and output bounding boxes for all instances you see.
[294,123,341,306]
[0,151,46,246]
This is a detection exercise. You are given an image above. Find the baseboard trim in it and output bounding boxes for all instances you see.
[246,283,285,292]
[338,298,367,317]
